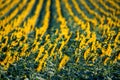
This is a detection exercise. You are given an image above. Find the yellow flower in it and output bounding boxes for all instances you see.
[36,51,48,72]
[58,55,70,70]
[84,48,90,60]
[104,57,110,65]
[50,43,57,56]
[36,60,44,72]
[106,44,112,57]
[118,54,120,60]
[75,30,80,41]
[35,46,44,62]
[115,32,120,44]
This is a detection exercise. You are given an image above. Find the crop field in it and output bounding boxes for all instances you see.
[0,0,120,79]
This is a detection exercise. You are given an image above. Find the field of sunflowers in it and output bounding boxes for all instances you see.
[0,0,120,79]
